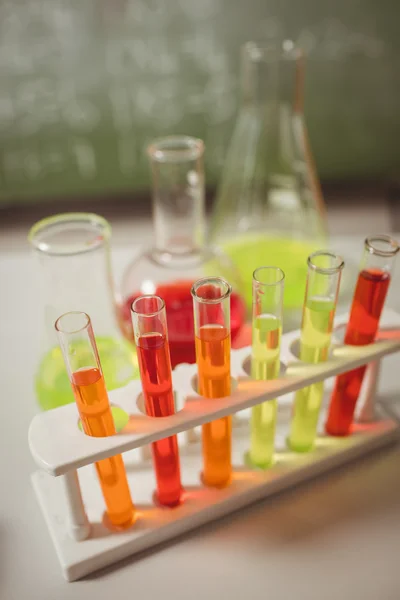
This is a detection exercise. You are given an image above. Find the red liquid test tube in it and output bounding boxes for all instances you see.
[131,295,183,507]
[326,235,399,436]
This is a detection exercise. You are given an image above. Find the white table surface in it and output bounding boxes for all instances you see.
[1,234,400,600]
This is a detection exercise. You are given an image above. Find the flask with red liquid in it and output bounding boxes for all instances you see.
[118,136,246,368]
[325,235,399,436]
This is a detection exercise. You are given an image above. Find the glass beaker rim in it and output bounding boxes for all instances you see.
[364,235,399,257]
[147,135,204,163]
[191,277,232,304]
[253,266,285,286]
[307,251,345,274]
[55,311,91,334]
[131,295,165,318]
[28,213,111,257]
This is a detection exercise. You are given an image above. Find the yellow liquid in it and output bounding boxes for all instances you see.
[288,297,335,452]
[248,314,282,468]
[223,236,319,311]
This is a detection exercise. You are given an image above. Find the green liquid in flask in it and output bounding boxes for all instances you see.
[248,314,282,468]
[35,337,138,411]
[288,297,335,452]
[223,236,319,311]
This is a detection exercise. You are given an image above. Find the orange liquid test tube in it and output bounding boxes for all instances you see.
[191,277,232,488]
[56,311,136,529]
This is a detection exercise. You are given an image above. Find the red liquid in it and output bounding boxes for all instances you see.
[137,332,182,507]
[121,280,246,368]
[326,269,390,436]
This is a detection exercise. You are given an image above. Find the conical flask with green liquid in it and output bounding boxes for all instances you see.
[209,41,328,326]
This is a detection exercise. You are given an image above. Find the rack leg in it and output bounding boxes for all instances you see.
[62,470,91,541]
[358,360,381,423]
[140,445,152,461]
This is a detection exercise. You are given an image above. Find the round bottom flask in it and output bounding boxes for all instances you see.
[118,136,246,368]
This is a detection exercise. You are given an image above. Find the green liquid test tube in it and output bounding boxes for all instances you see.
[288,251,344,452]
[246,267,285,469]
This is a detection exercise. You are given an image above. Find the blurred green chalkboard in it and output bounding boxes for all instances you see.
[0,0,399,205]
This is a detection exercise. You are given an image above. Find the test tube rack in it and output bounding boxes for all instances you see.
[29,308,400,581]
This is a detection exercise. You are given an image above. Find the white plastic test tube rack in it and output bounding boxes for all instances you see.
[29,309,400,581]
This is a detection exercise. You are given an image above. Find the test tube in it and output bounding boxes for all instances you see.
[326,235,399,436]
[247,267,284,468]
[131,295,183,507]
[191,277,232,488]
[288,251,344,452]
[55,311,136,529]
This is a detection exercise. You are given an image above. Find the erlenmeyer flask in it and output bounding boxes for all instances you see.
[29,213,138,411]
[118,136,246,368]
[209,41,328,323]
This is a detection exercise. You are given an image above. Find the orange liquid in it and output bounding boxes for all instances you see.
[72,367,135,528]
[195,325,232,487]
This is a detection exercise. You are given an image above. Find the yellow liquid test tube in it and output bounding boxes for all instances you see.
[192,277,232,488]
[247,267,285,469]
[288,252,344,452]
[56,311,136,529]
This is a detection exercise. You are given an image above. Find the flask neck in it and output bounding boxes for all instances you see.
[241,42,304,115]
[152,182,206,255]
[148,136,206,255]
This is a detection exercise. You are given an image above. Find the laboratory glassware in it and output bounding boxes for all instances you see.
[119,136,246,368]
[131,295,183,507]
[191,277,232,488]
[56,311,136,529]
[288,251,344,451]
[326,235,398,436]
[209,40,327,320]
[247,266,285,468]
[30,213,137,411]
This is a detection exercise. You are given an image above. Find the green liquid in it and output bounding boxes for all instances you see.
[35,336,139,411]
[248,314,282,468]
[288,297,335,452]
[223,236,319,311]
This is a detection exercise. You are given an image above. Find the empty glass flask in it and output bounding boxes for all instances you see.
[209,41,328,322]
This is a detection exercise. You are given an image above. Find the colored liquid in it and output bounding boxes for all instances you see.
[222,236,319,310]
[72,367,135,528]
[36,336,138,411]
[195,325,232,487]
[137,332,182,507]
[326,269,390,436]
[121,281,246,368]
[289,297,335,451]
[248,315,282,468]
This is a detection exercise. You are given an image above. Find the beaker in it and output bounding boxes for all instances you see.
[119,136,246,368]
[209,41,328,322]
[29,213,138,411]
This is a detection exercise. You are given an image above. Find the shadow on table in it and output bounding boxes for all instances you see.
[83,440,400,580]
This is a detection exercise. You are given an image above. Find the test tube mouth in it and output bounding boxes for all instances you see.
[253,266,285,286]
[365,235,399,257]
[28,213,111,256]
[147,135,204,163]
[307,251,345,275]
[131,295,165,317]
[55,311,91,334]
[243,40,302,64]
[191,277,232,304]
